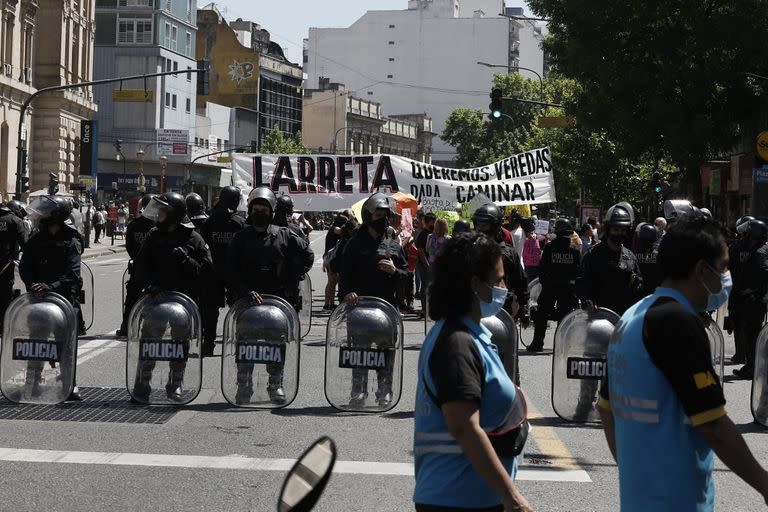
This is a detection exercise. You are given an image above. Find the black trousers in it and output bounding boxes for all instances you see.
[200,272,228,347]
[532,284,577,346]
[736,302,766,370]
[0,262,15,331]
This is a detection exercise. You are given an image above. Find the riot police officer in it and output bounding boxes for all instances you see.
[0,202,27,329]
[132,192,212,401]
[529,218,581,352]
[725,216,756,363]
[7,199,30,238]
[730,219,768,380]
[273,195,307,239]
[117,194,156,337]
[471,203,529,322]
[227,187,314,404]
[199,186,245,356]
[579,202,643,315]
[634,222,661,297]
[19,195,83,400]
[338,192,408,407]
[185,193,208,231]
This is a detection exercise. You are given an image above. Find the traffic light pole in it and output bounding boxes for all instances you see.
[15,65,209,200]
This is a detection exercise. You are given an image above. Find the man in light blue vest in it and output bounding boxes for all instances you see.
[598,213,768,511]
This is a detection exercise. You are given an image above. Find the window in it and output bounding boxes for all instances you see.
[367,91,374,96]
[119,0,152,6]
[186,66,191,81]
[164,22,171,47]
[165,58,172,72]
[388,41,395,45]
[165,92,170,108]
[388,24,396,28]
[388,58,395,62]
[185,98,191,113]
[185,32,192,56]
[187,0,193,21]
[173,61,178,72]
[171,26,178,51]
[387,74,393,79]
[171,94,177,110]
[118,16,152,44]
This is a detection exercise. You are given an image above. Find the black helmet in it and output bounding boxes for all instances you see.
[28,195,72,225]
[749,219,768,242]
[247,186,277,213]
[361,192,394,224]
[736,215,755,236]
[452,219,471,236]
[663,199,697,222]
[275,195,294,216]
[554,218,573,237]
[140,193,157,209]
[636,223,658,244]
[185,193,207,220]
[604,203,633,229]
[143,192,189,227]
[471,203,503,232]
[217,186,242,211]
[7,200,26,218]
[0,202,10,213]
[699,207,713,220]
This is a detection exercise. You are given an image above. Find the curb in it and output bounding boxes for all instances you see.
[82,245,127,260]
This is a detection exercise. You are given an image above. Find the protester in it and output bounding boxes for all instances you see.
[426,218,450,266]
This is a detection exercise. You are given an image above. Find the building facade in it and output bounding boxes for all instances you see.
[305,0,529,165]
[93,0,197,202]
[303,79,434,162]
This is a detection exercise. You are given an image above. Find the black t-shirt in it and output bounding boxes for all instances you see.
[325,230,340,254]
[600,297,726,425]
[428,321,485,406]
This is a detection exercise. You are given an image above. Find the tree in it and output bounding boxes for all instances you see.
[527,0,768,185]
[261,125,310,154]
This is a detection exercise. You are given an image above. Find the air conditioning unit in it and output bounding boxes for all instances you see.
[23,67,31,84]
[2,63,12,77]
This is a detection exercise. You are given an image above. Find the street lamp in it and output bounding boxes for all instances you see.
[159,155,167,194]
[477,61,544,103]
[137,148,146,193]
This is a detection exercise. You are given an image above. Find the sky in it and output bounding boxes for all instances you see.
[201,1,531,64]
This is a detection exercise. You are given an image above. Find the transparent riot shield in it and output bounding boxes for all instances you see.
[121,266,130,311]
[126,291,202,405]
[551,308,620,423]
[12,261,22,298]
[482,309,519,385]
[221,296,300,409]
[752,325,768,427]
[0,292,77,404]
[80,262,94,332]
[299,275,312,339]
[325,297,403,412]
[519,279,541,347]
[704,319,726,381]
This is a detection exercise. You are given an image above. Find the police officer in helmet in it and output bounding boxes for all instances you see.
[529,218,581,352]
[199,186,245,357]
[452,219,471,236]
[724,215,757,363]
[19,195,83,400]
[730,218,768,379]
[471,203,529,323]
[117,194,156,337]
[0,202,27,330]
[132,192,212,402]
[338,192,408,407]
[185,193,208,231]
[579,202,643,315]
[634,222,661,297]
[227,186,314,404]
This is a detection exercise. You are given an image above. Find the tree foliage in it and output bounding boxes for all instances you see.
[527,0,768,181]
[261,125,310,154]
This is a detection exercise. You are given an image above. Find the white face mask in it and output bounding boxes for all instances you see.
[700,265,732,312]
[475,283,508,318]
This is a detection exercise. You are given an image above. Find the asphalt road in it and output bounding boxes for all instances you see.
[0,231,765,511]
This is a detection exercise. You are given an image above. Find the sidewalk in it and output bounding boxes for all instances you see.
[83,228,127,260]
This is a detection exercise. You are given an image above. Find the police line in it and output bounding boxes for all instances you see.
[231,148,557,211]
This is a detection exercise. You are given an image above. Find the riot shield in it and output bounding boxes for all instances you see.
[551,308,620,423]
[126,291,202,405]
[0,292,77,404]
[80,262,94,332]
[704,319,726,381]
[520,279,541,346]
[299,275,312,339]
[121,266,130,311]
[325,297,403,412]
[481,309,519,385]
[221,296,300,409]
[752,325,768,427]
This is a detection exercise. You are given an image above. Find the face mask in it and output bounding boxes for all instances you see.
[475,284,508,318]
[371,217,388,236]
[701,266,732,312]
[608,234,624,245]
[251,212,271,228]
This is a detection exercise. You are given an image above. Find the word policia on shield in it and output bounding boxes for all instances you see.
[232,147,556,211]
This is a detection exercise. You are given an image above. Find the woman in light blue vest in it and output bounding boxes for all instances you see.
[414,233,532,512]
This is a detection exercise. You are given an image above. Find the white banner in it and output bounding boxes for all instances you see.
[157,129,189,156]
[231,147,556,211]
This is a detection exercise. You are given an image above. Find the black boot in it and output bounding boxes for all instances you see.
[267,371,286,405]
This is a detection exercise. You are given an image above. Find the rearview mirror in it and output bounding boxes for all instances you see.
[277,436,337,512]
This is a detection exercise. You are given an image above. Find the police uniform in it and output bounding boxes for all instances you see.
[531,234,581,351]
[579,242,643,316]
[599,289,726,511]
[730,240,768,378]
[0,207,27,329]
[118,213,155,335]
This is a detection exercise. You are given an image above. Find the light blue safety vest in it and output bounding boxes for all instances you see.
[413,316,521,509]
[607,287,715,512]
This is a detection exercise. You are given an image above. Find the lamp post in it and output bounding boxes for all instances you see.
[137,148,146,193]
[159,155,167,194]
[477,61,545,103]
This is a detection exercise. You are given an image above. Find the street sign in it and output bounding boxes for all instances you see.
[757,131,768,161]
[157,129,189,156]
[217,156,232,163]
[112,89,154,102]
[538,116,574,129]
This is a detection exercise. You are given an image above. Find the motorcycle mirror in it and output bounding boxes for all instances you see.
[277,436,337,512]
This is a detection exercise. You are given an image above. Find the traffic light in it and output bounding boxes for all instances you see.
[489,87,503,120]
[48,172,59,195]
[20,175,29,194]
[197,59,210,96]
[652,171,662,194]
[113,139,122,154]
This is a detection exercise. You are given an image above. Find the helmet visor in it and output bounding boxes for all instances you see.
[27,196,58,223]
[141,196,171,223]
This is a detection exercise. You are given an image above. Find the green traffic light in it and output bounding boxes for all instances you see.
[654,186,662,193]
[492,110,502,119]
